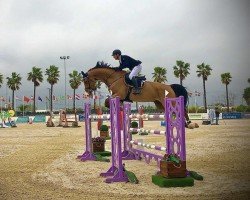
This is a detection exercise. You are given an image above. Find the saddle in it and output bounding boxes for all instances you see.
[124,73,146,88]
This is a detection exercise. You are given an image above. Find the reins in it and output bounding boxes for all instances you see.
[107,75,124,89]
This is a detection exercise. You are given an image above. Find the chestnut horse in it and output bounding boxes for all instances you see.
[81,62,190,124]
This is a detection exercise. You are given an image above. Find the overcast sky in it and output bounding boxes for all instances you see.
[0,0,249,108]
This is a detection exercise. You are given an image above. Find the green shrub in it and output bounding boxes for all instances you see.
[197,107,206,113]
[100,124,109,131]
[188,106,199,113]
[235,105,248,112]
[131,121,138,128]
[246,106,250,112]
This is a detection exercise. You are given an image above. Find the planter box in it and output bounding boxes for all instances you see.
[131,131,138,135]
[92,141,105,152]
[160,160,187,178]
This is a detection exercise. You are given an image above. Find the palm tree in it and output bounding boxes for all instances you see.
[173,60,190,85]
[45,65,60,113]
[69,70,82,121]
[0,73,3,88]
[196,63,212,110]
[27,66,43,113]
[0,73,3,110]
[6,72,22,109]
[221,73,232,112]
[152,67,167,83]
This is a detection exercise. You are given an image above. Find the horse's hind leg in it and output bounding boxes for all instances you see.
[154,101,164,112]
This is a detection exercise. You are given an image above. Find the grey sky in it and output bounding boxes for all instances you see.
[0,0,249,108]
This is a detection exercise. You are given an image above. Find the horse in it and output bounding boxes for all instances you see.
[81,61,191,125]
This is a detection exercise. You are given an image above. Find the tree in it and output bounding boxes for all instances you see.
[6,72,22,109]
[17,104,32,112]
[196,63,212,110]
[0,73,3,88]
[152,66,167,83]
[243,79,250,106]
[69,70,82,121]
[0,73,3,110]
[221,73,232,112]
[243,88,250,106]
[45,65,60,113]
[173,60,190,85]
[27,66,43,113]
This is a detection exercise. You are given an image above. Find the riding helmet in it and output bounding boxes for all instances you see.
[112,49,121,56]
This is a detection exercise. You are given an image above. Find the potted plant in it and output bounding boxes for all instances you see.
[131,121,138,134]
[159,154,187,178]
[100,124,109,138]
[92,137,106,152]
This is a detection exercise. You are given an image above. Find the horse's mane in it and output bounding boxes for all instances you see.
[88,61,117,72]
[95,61,111,68]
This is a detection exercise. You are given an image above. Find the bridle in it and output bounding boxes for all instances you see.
[83,77,95,93]
[83,69,125,92]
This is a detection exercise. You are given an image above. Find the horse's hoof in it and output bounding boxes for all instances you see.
[104,98,110,108]
[194,123,199,128]
[188,123,195,129]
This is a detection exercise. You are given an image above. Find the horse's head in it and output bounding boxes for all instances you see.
[81,61,125,96]
[81,71,97,96]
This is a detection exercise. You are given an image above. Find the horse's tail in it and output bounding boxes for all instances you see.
[170,84,189,107]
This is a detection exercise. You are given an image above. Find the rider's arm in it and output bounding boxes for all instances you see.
[113,67,123,71]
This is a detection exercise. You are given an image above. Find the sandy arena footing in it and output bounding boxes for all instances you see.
[0,119,249,200]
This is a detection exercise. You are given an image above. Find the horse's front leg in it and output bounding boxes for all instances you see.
[104,93,123,108]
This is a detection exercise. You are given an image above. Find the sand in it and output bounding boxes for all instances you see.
[0,119,250,200]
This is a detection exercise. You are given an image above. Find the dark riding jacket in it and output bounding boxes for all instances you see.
[117,55,142,71]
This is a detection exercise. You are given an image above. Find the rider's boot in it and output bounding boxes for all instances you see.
[132,77,140,94]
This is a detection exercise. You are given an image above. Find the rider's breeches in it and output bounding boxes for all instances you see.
[129,64,142,79]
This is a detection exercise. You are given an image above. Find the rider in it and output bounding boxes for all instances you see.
[112,49,142,94]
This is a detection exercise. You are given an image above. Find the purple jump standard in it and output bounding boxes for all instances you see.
[77,103,96,161]
[100,97,129,183]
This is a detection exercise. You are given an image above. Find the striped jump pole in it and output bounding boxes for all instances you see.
[130,140,167,151]
[129,114,165,120]
[129,140,165,165]
[129,128,166,135]
[89,114,110,120]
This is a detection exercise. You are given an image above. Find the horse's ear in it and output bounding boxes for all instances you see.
[81,71,88,78]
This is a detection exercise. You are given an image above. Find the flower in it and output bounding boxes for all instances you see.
[92,137,106,143]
